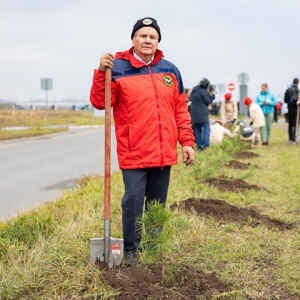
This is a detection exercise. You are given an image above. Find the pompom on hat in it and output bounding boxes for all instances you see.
[224,93,232,101]
[244,97,253,106]
[131,17,161,42]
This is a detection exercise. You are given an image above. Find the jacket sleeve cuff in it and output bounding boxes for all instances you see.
[182,142,194,148]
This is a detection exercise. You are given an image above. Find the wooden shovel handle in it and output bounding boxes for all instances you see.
[104,68,111,221]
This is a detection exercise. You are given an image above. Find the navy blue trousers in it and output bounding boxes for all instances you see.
[121,167,171,254]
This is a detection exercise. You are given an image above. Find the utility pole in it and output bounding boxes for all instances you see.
[238,72,250,117]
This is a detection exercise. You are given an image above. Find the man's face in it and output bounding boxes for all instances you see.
[132,27,159,59]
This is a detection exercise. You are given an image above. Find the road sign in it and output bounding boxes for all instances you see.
[227,83,235,91]
[41,78,53,91]
[238,72,249,84]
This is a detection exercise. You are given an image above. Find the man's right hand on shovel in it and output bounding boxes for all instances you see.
[99,52,114,71]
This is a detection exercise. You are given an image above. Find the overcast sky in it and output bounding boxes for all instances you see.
[1,0,299,103]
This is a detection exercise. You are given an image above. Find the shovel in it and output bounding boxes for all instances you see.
[90,68,124,269]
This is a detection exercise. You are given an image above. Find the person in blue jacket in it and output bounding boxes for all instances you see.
[190,78,215,150]
[255,83,276,145]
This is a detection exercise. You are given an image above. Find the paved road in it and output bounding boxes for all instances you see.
[0,126,118,221]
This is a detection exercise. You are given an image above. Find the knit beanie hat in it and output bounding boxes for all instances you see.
[244,97,253,106]
[131,17,161,42]
[224,93,232,101]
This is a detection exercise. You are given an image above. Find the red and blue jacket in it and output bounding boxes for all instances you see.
[90,47,194,169]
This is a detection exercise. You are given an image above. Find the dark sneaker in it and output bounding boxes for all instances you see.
[124,251,139,267]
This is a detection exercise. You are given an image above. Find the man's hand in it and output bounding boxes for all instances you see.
[182,146,194,166]
[99,52,114,71]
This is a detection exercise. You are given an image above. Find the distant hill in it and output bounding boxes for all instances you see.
[60,98,88,103]
[0,99,14,104]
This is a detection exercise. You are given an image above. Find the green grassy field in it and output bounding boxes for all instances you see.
[0,110,104,140]
[0,116,299,299]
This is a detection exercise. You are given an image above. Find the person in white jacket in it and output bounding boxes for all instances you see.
[243,96,265,147]
[210,120,236,145]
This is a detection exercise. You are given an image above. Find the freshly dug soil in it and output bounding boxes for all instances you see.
[101,264,230,300]
[234,151,259,159]
[205,176,262,192]
[225,159,255,170]
[171,198,294,231]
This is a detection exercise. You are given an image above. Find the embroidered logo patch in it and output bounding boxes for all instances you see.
[163,75,173,87]
[143,18,153,25]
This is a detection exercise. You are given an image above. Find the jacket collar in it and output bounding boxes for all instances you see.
[115,47,163,68]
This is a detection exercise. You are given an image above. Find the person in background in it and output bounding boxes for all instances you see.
[255,83,276,145]
[243,96,265,148]
[185,88,192,114]
[190,78,215,150]
[221,93,238,129]
[284,78,299,144]
[273,101,282,123]
[90,17,195,266]
[210,120,236,145]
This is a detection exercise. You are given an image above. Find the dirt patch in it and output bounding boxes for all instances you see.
[98,196,294,299]
[205,177,262,192]
[225,159,255,170]
[171,198,293,231]
[100,264,230,299]
[234,151,259,159]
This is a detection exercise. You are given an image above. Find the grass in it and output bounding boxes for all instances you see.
[0,110,104,127]
[1,117,300,299]
[0,110,104,140]
[0,127,69,141]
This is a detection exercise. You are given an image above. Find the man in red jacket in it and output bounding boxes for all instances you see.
[90,17,194,266]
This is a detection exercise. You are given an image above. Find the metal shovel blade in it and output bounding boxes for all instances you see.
[90,237,124,269]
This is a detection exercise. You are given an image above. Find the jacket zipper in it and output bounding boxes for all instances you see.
[148,65,164,167]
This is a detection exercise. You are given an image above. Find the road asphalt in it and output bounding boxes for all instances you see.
[0,126,118,221]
